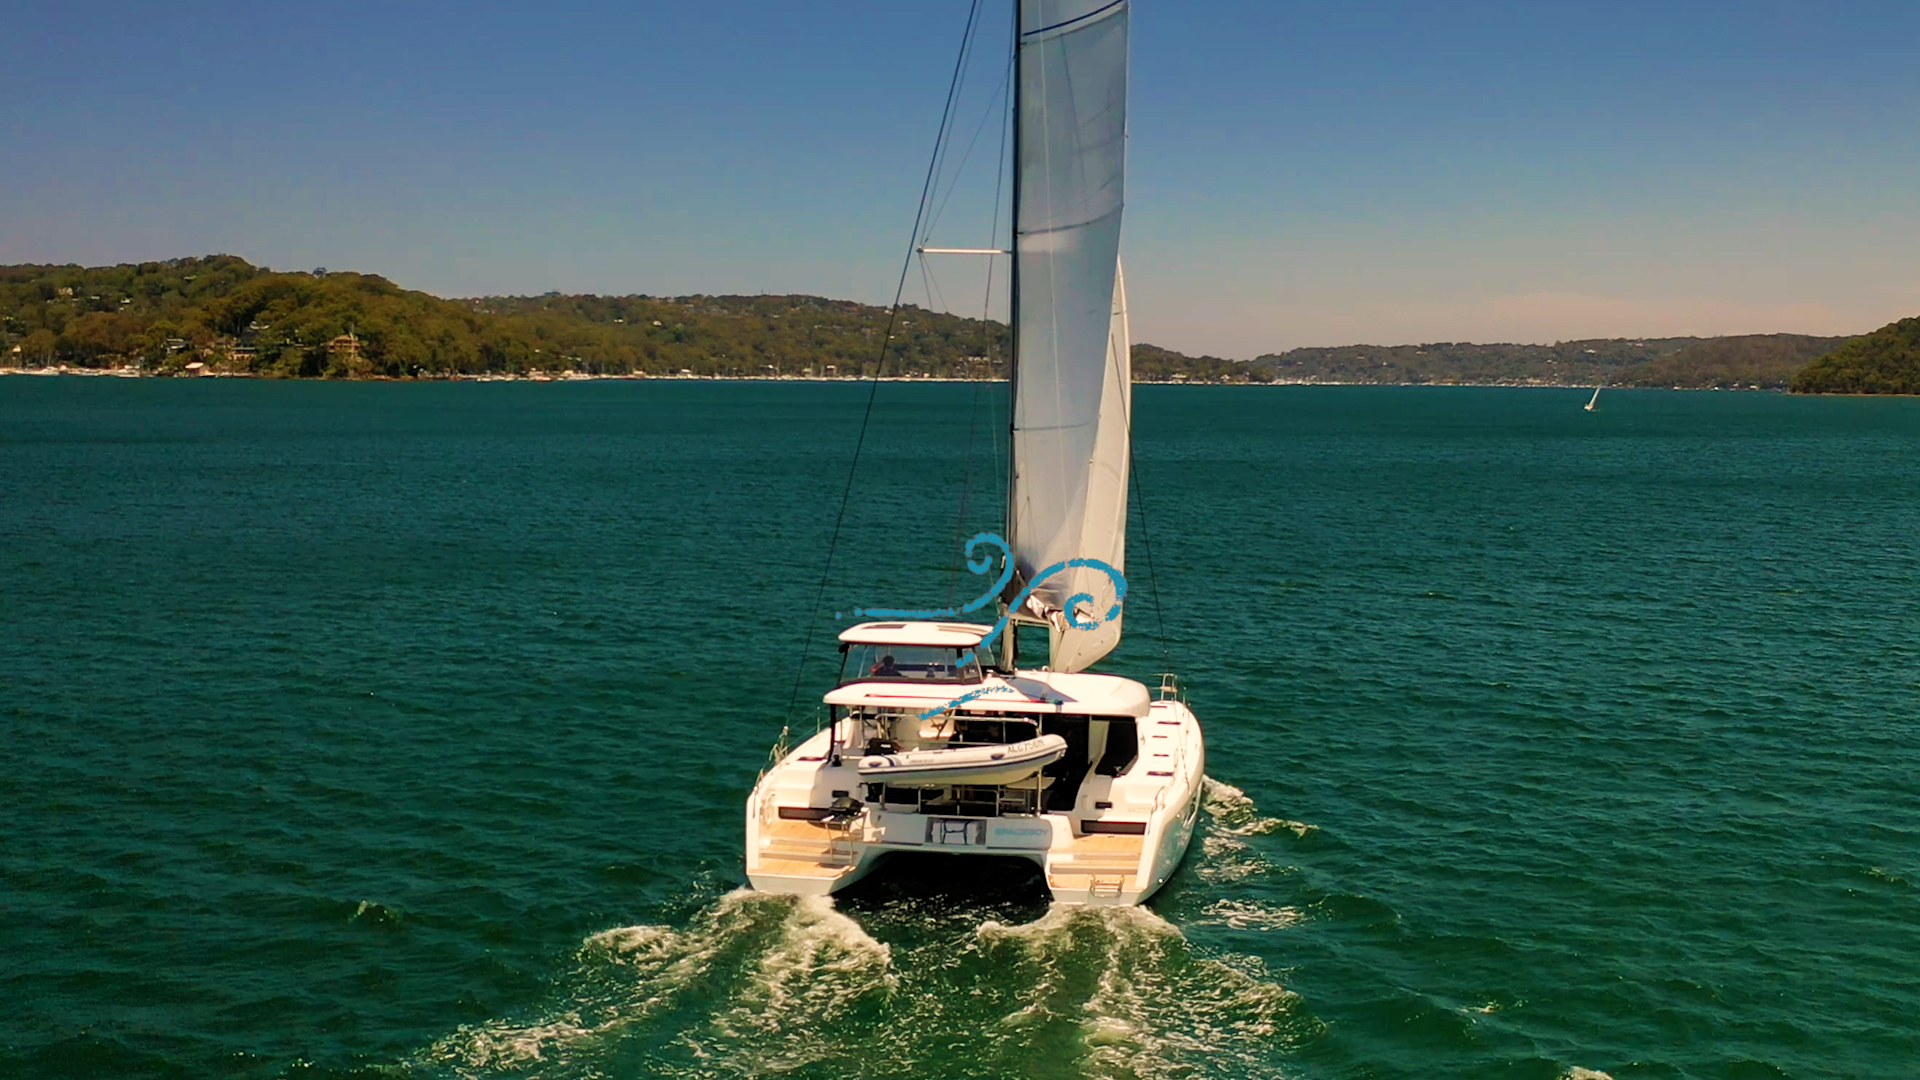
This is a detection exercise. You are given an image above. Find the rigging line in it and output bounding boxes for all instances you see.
[942,296,996,607]
[918,254,937,314]
[1128,430,1173,670]
[986,71,1012,534]
[988,65,1010,318]
[784,0,987,722]
[921,0,986,245]
[942,8,1013,605]
[971,70,1015,591]
[924,57,1012,243]
[923,256,951,316]
[946,111,1010,606]
[947,372,985,606]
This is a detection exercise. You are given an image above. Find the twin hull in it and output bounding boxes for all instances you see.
[746,697,1204,907]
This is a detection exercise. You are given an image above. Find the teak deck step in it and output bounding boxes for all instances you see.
[1065,832,1145,854]
[1055,853,1141,872]
[1048,872,1138,894]
[764,818,839,840]
[758,816,861,872]
[764,834,840,849]
[1052,835,1145,895]
[755,854,857,879]
[1054,832,1144,872]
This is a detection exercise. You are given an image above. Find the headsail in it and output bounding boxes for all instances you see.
[1010,0,1131,672]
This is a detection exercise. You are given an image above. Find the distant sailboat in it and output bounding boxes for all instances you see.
[1584,386,1601,412]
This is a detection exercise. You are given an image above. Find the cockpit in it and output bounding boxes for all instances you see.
[838,643,984,685]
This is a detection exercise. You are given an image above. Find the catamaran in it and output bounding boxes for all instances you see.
[746,0,1204,907]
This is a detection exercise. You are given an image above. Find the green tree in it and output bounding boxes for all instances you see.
[18,328,57,365]
[1792,317,1920,394]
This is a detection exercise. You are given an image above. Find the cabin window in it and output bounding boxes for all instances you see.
[947,714,1039,748]
[839,643,982,685]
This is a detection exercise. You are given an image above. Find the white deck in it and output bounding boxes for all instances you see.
[747,677,1203,907]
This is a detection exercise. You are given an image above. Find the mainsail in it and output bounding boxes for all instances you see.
[1009,0,1131,672]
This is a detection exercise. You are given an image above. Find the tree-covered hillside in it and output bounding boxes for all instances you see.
[0,257,1017,378]
[2,256,1889,389]
[472,291,1007,379]
[1614,334,1850,390]
[1791,317,1920,395]
[1250,338,1699,385]
[1130,343,1264,382]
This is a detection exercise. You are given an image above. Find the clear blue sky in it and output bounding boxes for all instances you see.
[4,0,1916,355]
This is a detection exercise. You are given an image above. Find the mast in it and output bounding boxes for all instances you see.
[1003,0,1023,672]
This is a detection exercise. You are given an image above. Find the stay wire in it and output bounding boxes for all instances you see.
[946,80,1013,606]
[947,376,985,607]
[1128,432,1174,671]
[920,0,983,246]
[924,55,1012,243]
[786,0,987,722]
[986,93,1011,512]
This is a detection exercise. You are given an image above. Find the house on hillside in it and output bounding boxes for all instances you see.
[328,334,361,360]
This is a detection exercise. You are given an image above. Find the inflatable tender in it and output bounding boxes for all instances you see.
[857,734,1068,787]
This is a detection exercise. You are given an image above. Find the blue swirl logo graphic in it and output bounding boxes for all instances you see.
[839,533,1126,720]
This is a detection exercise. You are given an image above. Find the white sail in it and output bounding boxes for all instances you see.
[1047,264,1130,670]
[1011,0,1131,672]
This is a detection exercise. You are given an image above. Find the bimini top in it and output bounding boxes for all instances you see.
[826,670,1151,719]
[838,621,993,648]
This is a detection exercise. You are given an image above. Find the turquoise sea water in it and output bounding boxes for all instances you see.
[3,378,1916,1080]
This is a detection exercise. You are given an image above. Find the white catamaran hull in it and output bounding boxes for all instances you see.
[747,692,1203,907]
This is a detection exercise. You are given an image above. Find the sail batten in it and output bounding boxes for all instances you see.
[1010,0,1130,672]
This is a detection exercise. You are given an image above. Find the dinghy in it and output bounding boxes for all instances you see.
[859,735,1069,787]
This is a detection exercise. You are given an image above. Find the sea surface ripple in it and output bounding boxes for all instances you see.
[2,380,1915,1079]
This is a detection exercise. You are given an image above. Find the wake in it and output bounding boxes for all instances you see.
[410,780,1318,1079]
[414,891,891,1078]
